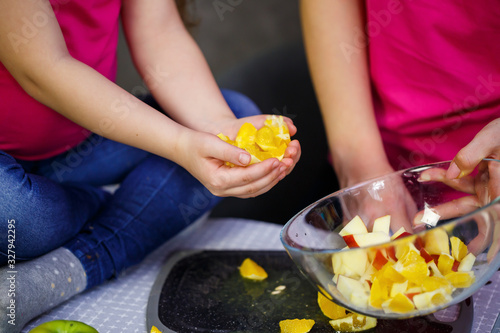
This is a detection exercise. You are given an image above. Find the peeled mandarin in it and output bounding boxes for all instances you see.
[317,292,348,320]
[279,319,315,333]
[239,258,268,281]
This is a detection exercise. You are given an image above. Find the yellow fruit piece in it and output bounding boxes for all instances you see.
[279,319,315,333]
[369,277,389,309]
[450,236,468,261]
[317,292,348,320]
[445,271,475,288]
[151,326,162,333]
[437,254,454,275]
[235,123,257,148]
[239,258,268,281]
[423,228,450,255]
[422,276,453,294]
[329,313,377,332]
[255,126,277,151]
[383,293,415,313]
[376,263,406,284]
[216,116,290,166]
[396,251,429,284]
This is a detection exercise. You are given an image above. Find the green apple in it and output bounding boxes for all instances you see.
[29,320,98,333]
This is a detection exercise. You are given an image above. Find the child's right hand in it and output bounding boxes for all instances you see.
[175,130,289,198]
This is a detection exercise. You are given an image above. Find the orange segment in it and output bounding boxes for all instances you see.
[279,319,315,333]
[445,271,475,288]
[317,292,348,320]
[422,276,453,294]
[396,251,429,284]
[239,258,268,281]
[437,254,454,275]
[369,277,389,309]
[151,326,162,333]
[329,314,377,332]
[450,237,468,261]
[217,116,290,166]
[235,123,257,148]
[383,293,415,313]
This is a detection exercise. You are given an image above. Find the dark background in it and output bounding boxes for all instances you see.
[115,0,338,224]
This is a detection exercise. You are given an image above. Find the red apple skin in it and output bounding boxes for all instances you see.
[431,255,440,265]
[386,246,397,262]
[414,237,425,251]
[343,234,359,248]
[372,250,389,270]
[395,232,412,240]
[452,260,460,272]
[419,248,433,263]
[405,292,420,301]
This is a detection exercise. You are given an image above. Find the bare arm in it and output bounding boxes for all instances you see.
[300,0,392,187]
[0,0,290,198]
[121,0,236,135]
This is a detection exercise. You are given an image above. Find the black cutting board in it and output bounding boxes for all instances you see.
[146,250,472,333]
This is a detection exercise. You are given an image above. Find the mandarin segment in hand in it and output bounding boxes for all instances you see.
[217,115,291,166]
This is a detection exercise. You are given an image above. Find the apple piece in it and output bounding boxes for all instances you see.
[390,280,409,298]
[29,320,98,333]
[390,227,407,240]
[373,215,391,235]
[386,246,397,262]
[332,248,368,278]
[343,234,359,248]
[427,261,443,278]
[452,260,460,272]
[339,215,368,236]
[353,232,391,248]
[458,252,476,272]
[450,236,468,261]
[423,228,450,255]
[359,264,376,284]
[445,271,475,288]
[337,275,369,308]
[372,249,389,270]
[413,288,452,310]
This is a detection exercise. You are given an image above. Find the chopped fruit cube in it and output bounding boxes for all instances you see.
[372,249,389,270]
[329,314,377,332]
[390,227,408,240]
[239,258,268,281]
[438,254,454,275]
[337,275,370,308]
[445,271,475,288]
[332,248,368,278]
[317,292,348,320]
[339,216,368,236]
[279,319,315,333]
[422,276,454,294]
[395,251,429,284]
[382,293,415,313]
[413,288,453,310]
[373,215,391,235]
[423,228,450,255]
[450,236,468,261]
[390,280,409,298]
[369,277,389,309]
[458,253,476,272]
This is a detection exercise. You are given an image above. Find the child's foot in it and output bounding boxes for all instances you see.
[0,247,86,333]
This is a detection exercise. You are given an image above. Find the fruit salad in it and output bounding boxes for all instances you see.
[332,215,476,314]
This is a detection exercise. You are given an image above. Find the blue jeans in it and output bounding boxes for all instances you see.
[0,89,260,289]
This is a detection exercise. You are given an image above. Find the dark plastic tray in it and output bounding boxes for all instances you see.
[146,250,473,333]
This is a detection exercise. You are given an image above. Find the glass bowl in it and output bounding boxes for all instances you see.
[281,160,500,319]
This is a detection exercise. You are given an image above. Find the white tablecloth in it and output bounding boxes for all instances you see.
[22,217,500,333]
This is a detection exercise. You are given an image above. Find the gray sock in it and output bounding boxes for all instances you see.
[1,247,86,333]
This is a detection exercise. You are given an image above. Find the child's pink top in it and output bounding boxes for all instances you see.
[0,0,121,160]
[367,1,500,170]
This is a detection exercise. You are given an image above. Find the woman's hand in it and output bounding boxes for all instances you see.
[175,116,301,198]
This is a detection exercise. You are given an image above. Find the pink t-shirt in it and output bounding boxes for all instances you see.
[0,0,121,160]
[366,0,500,170]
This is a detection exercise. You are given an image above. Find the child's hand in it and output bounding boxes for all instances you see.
[176,126,300,198]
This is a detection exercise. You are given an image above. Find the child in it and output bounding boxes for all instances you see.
[0,0,301,331]
[300,0,499,192]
